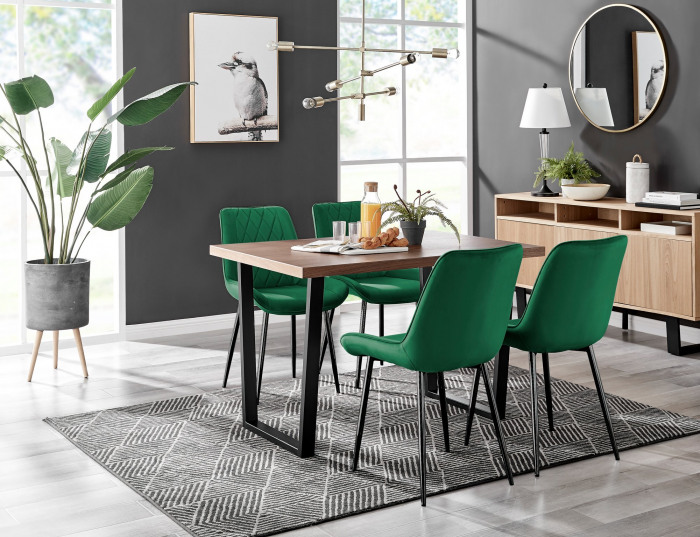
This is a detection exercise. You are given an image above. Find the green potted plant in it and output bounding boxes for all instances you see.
[534,142,601,191]
[381,184,460,245]
[0,69,193,379]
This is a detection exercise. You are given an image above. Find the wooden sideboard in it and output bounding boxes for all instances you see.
[495,192,700,355]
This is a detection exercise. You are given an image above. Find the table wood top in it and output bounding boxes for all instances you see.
[210,230,545,279]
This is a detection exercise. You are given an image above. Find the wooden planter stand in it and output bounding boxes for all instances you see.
[27,329,88,382]
[495,192,700,355]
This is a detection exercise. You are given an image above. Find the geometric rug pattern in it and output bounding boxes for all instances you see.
[45,365,700,537]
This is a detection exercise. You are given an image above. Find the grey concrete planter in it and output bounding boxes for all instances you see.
[25,259,90,331]
[400,219,427,246]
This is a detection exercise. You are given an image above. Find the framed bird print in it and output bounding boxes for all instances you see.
[632,31,665,124]
[189,13,279,143]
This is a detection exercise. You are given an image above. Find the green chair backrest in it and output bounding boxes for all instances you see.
[220,206,302,289]
[312,201,361,239]
[517,235,627,353]
[401,245,523,372]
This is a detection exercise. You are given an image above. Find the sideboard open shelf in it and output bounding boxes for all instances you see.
[495,192,700,356]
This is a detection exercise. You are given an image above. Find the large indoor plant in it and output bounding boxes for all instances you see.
[381,184,459,245]
[534,142,601,189]
[0,69,193,376]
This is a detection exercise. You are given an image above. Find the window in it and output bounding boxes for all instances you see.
[338,0,468,232]
[0,0,122,351]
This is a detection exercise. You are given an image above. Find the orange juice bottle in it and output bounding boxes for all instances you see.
[361,182,382,237]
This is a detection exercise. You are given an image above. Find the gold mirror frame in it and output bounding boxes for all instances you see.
[568,3,668,133]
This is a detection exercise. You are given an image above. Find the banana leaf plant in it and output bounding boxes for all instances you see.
[0,69,195,264]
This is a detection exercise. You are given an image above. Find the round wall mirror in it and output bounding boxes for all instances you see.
[569,4,667,133]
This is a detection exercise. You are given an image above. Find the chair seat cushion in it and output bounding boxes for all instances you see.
[226,278,349,316]
[340,332,417,370]
[333,273,420,304]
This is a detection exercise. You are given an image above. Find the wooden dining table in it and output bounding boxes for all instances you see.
[210,231,545,458]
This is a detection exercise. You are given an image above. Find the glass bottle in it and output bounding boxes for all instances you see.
[361,182,381,237]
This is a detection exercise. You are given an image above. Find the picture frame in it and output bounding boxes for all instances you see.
[632,31,666,124]
[189,12,279,143]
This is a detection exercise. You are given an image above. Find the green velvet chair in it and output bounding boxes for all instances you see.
[490,236,627,478]
[313,201,421,387]
[219,206,349,398]
[341,245,523,505]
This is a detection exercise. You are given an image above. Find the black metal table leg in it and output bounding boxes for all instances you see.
[291,315,297,378]
[515,287,527,318]
[492,345,510,419]
[237,263,300,454]
[238,263,259,427]
[298,277,325,457]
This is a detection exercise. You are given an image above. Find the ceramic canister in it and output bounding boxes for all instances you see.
[626,154,650,203]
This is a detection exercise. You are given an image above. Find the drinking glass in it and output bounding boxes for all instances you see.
[348,221,361,243]
[332,221,346,243]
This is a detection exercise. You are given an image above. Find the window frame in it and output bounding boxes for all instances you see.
[0,0,124,355]
[337,1,472,234]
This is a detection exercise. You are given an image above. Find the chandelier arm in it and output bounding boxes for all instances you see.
[292,45,361,52]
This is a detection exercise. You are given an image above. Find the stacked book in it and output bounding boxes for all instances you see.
[635,191,700,210]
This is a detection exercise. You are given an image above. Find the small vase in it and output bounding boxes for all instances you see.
[25,259,90,331]
[560,178,575,197]
[400,220,426,246]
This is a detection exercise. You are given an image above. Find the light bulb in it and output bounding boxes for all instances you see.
[325,79,343,92]
[447,48,460,59]
[266,41,278,51]
[385,87,399,96]
[302,97,324,109]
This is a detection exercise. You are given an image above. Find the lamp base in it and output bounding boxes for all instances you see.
[531,179,560,197]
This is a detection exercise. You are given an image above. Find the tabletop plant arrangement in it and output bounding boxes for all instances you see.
[381,184,460,245]
[0,69,193,381]
[534,141,601,188]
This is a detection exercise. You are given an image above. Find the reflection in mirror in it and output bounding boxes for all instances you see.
[569,5,667,132]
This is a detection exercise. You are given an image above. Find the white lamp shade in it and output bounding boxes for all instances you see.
[574,87,614,126]
[520,87,571,129]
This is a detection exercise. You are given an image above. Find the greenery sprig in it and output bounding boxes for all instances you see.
[381,184,460,242]
[534,142,601,187]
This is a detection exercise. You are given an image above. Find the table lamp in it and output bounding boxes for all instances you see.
[520,83,571,197]
[574,84,614,127]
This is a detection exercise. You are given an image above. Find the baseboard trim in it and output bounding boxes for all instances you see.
[125,301,364,341]
[121,304,700,347]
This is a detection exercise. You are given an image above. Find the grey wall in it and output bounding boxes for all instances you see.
[474,0,698,237]
[123,0,337,324]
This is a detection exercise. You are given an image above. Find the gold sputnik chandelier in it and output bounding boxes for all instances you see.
[267,0,459,121]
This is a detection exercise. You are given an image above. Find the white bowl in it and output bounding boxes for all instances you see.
[560,183,610,201]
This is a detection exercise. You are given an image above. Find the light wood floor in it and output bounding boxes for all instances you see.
[1,305,699,537]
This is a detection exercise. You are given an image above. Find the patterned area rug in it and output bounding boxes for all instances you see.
[46,365,700,537]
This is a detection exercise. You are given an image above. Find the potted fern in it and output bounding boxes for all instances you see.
[381,185,460,245]
[0,70,193,379]
[534,142,601,194]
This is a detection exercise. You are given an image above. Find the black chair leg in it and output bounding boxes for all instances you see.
[481,364,514,485]
[319,308,335,365]
[437,372,450,452]
[355,301,368,389]
[542,352,554,432]
[291,315,296,378]
[378,304,384,366]
[222,313,240,388]
[352,356,375,471]
[324,311,341,393]
[256,312,269,403]
[529,352,540,477]
[586,345,620,461]
[417,372,428,506]
[465,366,481,446]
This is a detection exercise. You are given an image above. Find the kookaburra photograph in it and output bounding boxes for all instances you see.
[633,31,665,123]
[189,13,279,143]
